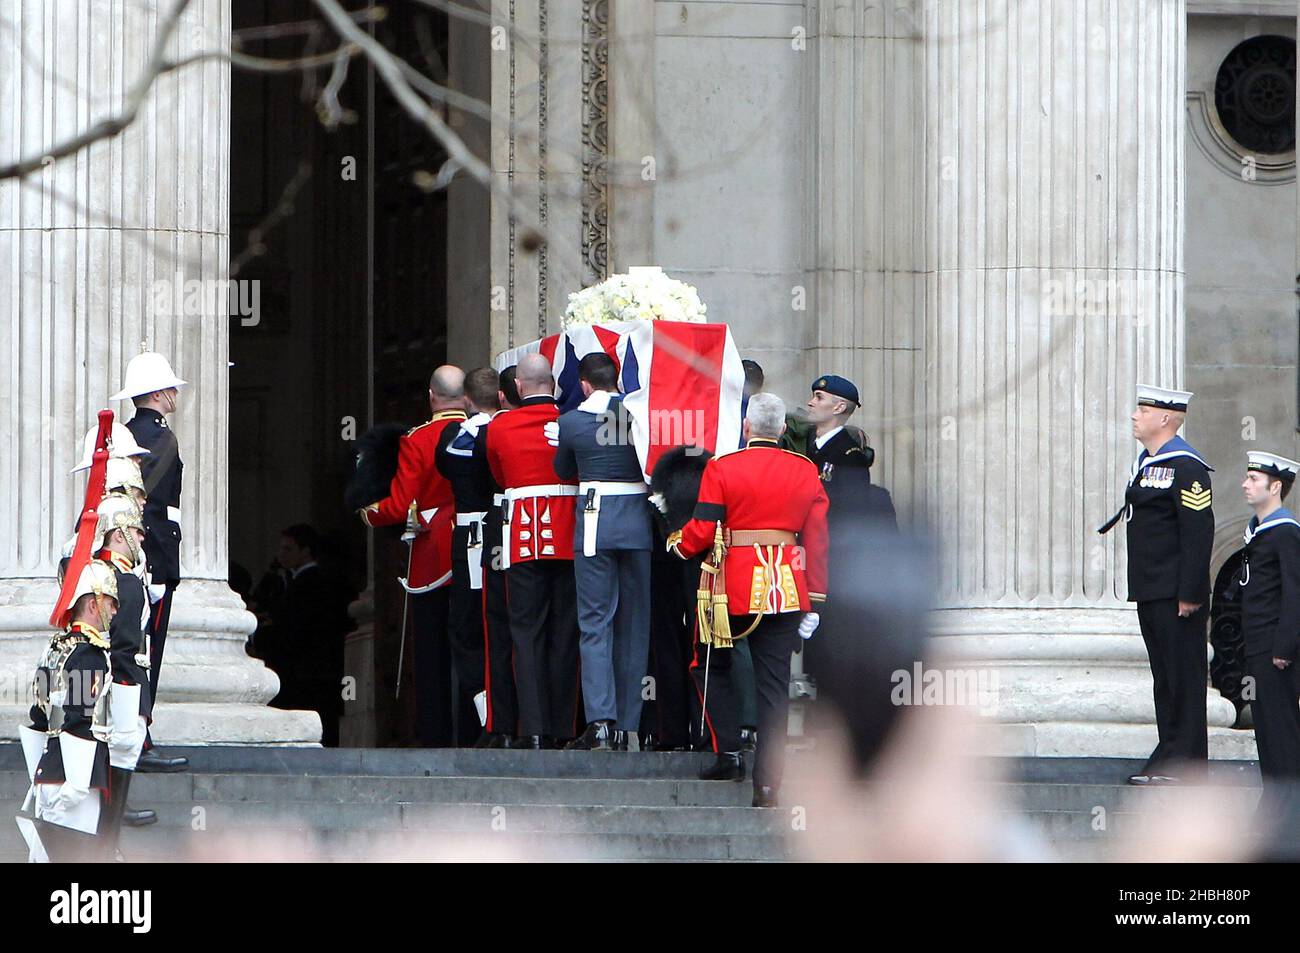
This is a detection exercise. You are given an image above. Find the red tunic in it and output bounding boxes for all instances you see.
[484,396,578,565]
[672,438,829,612]
[361,410,467,591]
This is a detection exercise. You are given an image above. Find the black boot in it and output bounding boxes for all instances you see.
[699,752,745,781]
[487,733,515,749]
[472,730,496,749]
[136,749,189,773]
[739,727,758,753]
[509,734,550,750]
[612,729,628,752]
[123,806,157,827]
[565,720,615,751]
[752,784,780,808]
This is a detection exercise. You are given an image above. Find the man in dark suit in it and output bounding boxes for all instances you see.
[554,354,654,750]
[114,351,189,773]
[265,525,351,747]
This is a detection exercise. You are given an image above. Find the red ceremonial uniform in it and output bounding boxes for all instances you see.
[672,437,829,611]
[484,396,578,565]
[362,409,467,591]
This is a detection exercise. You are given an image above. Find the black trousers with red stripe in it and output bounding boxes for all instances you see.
[143,582,175,747]
[696,611,801,789]
[505,559,579,739]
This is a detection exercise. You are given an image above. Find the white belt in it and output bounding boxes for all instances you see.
[502,485,577,568]
[457,511,488,589]
[578,481,648,557]
[166,505,182,525]
[505,484,578,501]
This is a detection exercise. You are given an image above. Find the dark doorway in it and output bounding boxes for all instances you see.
[229,0,461,746]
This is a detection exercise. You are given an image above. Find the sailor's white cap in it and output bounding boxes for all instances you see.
[1247,451,1300,483]
[1136,384,1193,412]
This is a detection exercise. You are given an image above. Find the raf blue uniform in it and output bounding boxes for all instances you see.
[554,391,654,742]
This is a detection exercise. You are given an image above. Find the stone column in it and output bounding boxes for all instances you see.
[0,0,316,744]
[920,0,1242,756]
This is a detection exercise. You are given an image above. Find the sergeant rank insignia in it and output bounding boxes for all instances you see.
[1180,480,1212,511]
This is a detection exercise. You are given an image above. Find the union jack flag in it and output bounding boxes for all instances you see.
[495,321,745,478]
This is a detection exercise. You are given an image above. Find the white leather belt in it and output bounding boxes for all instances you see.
[457,511,488,589]
[501,485,577,568]
[166,505,181,525]
[506,484,578,501]
[578,481,648,557]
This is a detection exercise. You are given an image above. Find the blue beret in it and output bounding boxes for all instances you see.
[811,374,860,407]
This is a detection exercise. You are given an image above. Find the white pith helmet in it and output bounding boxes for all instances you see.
[70,422,151,474]
[110,351,186,402]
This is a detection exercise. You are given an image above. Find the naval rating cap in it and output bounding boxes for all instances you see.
[1136,384,1192,412]
[1248,451,1300,483]
[811,374,860,407]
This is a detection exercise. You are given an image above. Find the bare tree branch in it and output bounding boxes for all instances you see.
[230,161,315,278]
[312,0,588,295]
[0,0,192,181]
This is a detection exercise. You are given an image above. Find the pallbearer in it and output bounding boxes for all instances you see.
[1100,385,1214,785]
[1238,452,1300,812]
[484,353,580,749]
[435,367,508,746]
[554,353,653,752]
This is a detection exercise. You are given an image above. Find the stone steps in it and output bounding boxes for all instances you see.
[0,747,1266,862]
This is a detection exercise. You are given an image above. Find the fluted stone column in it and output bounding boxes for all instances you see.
[0,0,316,744]
[920,0,1243,757]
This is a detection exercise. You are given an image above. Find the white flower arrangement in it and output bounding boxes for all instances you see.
[562,266,707,330]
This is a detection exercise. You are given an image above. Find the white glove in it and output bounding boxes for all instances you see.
[798,612,820,640]
[543,420,559,447]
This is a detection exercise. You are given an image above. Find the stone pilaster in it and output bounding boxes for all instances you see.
[0,0,316,744]
[805,0,926,518]
[919,0,1241,756]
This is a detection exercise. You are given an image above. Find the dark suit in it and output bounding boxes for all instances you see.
[267,563,350,746]
[125,407,182,739]
[554,394,653,730]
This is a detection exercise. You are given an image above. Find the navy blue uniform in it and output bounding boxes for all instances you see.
[1239,509,1300,791]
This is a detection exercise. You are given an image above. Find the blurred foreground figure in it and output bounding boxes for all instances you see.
[793,523,1262,862]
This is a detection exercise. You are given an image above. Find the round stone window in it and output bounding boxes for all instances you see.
[1214,35,1296,155]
